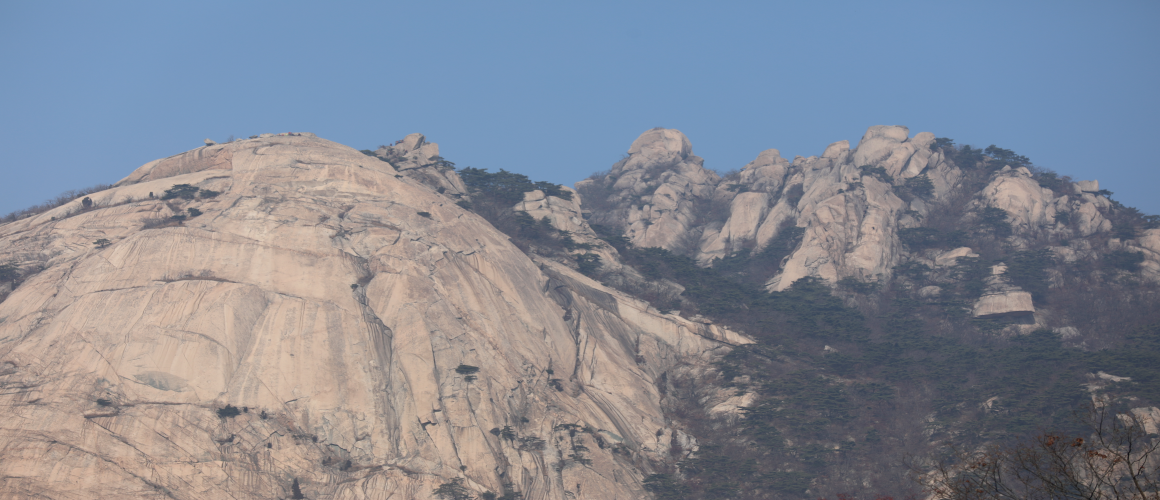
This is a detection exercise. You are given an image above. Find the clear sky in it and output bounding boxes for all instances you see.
[2,0,1157,216]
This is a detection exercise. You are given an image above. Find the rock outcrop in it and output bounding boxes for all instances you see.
[514,188,623,273]
[0,134,747,499]
[972,264,1036,320]
[973,291,1035,319]
[578,128,719,253]
[375,133,468,197]
[581,126,940,290]
[979,166,1059,233]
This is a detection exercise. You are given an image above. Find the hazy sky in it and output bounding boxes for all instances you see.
[2,1,1157,215]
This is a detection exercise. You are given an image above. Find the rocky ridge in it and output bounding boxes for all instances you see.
[576,125,1157,325]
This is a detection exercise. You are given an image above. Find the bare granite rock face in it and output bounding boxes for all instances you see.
[698,149,791,263]
[0,134,748,500]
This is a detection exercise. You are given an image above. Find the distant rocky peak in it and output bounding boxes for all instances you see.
[621,128,693,169]
[610,128,714,185]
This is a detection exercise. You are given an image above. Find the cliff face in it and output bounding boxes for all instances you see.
[0,135,746,499]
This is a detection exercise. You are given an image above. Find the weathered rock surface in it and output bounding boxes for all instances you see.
[581,127,923,289]
[935,247,979,267]
[972,264,1036,319]
[697,149,791,263]
[973,290,1035,319]
[514,188,624,274]
[375,133,468,197]
[1075,180,1099,194]
[979,166,1058,232]
[579,128,719,252]
[851,126,936,179]
[0,135,747,499]
[767,156,907,291]
[2,123,1151,497]
[575,125,1160,344]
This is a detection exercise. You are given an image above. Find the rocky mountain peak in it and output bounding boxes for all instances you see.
[397,131,428,151]
[852,125,937,179]
[0,133,747,499]
[622,127,693,169]
[578,128,719,252]
[3,125,1159,499]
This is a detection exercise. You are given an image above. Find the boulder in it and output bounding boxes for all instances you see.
[696,191,770,263]
[935,247,978,267]
[625,127,693,167]
[978,167,1057,231]
[923,151,964,199]
[918,285,941,298]
[851,125,935,179]
[734,149,791,194]
[1075,201,1112,236]
[1075,180,1099,193]
[768,165,906,291]
[852,125,910,169]
[822,140,850,159]
[973,290,1035,319]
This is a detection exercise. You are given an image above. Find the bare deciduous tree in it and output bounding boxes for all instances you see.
[913,404,1160,499]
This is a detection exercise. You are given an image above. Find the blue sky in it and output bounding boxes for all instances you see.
[2,0,1158,215]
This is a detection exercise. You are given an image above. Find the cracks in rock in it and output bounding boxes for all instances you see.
[43,435,183,499]
[72,330,126,387]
